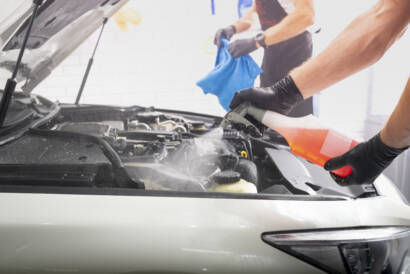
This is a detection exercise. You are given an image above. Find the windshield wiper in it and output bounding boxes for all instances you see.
[75,17,108,105]
[0,0,44,128]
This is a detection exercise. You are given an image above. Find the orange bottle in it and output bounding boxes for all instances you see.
[261,111,359,178]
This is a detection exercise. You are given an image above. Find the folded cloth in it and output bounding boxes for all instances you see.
[197,38,262,111]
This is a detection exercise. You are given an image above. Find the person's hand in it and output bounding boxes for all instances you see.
[228,38,258,58]
[229,75,304,115]
[230,102,267,122]
[214,25,236,47]
[324,134,408,185]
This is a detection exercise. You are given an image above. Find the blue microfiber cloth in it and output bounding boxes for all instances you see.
[197,38,262,111]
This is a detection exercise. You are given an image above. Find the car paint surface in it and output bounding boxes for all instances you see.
[0,190,409,273]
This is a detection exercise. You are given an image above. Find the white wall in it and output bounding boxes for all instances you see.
[2,0,408,131]
[33,0,410,138]
[35,0,240,116]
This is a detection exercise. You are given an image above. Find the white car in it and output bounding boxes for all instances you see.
[0,1,409,273]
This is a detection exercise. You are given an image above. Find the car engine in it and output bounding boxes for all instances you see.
[0,102,374,198]
[52,110,260,193]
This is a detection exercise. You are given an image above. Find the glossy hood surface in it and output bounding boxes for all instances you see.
[0,0,128,93]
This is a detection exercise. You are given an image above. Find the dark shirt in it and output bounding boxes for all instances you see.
[255,0,288,30]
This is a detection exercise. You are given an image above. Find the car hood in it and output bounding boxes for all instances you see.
[0,0,128,93]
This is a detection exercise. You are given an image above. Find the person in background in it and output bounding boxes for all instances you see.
[214,0,316,117]
[230,0,410,185]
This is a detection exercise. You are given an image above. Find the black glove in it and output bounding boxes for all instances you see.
[229,75,304,115]
[214,25,236,47]
[228,37,258,58]
[324,133,408,185]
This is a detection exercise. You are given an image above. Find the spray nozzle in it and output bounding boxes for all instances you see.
[221,102,266,138]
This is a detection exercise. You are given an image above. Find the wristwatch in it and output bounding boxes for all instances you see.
[255,32,267,48]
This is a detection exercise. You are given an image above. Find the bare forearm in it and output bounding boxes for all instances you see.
[233,5,256,33]
[290,0,410,98]
[380,77,410,149]
[264,3,314,46]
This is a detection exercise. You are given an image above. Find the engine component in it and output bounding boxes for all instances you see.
[55,122,117,138]
[129,121,151,131]
[265,148,317,195]
[210,170,257,194]
[221,109,262,138]
[50,111,262,192]
[152,118,187,133]
[234,159,258,186]
[125,162,205,192]
[130,111,190,133]
[212,170,241,184]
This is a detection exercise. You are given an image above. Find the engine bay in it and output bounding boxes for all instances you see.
[0,100,375,198]
[51,108,265,193]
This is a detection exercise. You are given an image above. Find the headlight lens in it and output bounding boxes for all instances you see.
[262,227,410,274]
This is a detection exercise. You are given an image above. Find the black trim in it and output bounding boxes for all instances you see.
[0,96,60,146]
[0,185,348,201]
[28,128,144,188]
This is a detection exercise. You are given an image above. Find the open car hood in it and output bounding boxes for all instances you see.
[0,0,128,93]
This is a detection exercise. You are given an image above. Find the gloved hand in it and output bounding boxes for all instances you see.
[229,75,304,115]
[214,25,236,47]
[324,133,408,185]
[231,102,266,122]
[228,38,258,58]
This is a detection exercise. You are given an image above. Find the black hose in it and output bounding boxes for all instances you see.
[235,158,258,186]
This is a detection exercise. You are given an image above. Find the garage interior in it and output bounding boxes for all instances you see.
[0,0,409,273]
[0,1,409,195]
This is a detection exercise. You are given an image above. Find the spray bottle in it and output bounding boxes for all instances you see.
[234,103,359,178]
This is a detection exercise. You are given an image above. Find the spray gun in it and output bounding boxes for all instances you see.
[223,102,364,181]
[229,103,361,179]
[221,102,266,138]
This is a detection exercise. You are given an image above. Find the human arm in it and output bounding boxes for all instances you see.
[214,4,257,47]
[232,78,410,185]
[230,0,410,185]
[232,3,257,33]
[380,77,410,149]
[261,0,314,47]
[230,0,410,117]
[291,0,410,98]
[304,0,410,180]
[229,0,315,56]
[324,78,409,184]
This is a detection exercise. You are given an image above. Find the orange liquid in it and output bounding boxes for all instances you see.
[274,127,359,178]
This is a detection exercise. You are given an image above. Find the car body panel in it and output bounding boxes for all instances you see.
[0,97,408,273]
[0,191,409,273]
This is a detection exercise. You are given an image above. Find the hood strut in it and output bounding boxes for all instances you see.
[0,0,44,128]
[75,17,108,105]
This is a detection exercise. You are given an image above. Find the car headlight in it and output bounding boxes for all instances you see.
[262,227,410,274]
